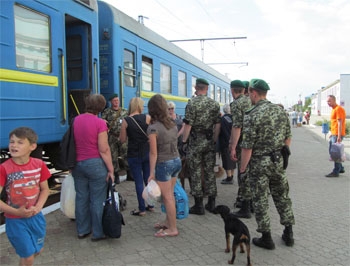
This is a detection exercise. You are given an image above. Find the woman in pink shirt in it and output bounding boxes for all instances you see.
[72,94,114,241]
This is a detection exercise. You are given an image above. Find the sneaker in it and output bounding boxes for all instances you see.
[340,169,345,174]
[325,172,339,178]
[221,178,233,185]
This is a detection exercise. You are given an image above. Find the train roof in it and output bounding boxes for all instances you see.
[100,1,230,84]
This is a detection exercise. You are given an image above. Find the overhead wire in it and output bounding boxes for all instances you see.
[146,0,244,66]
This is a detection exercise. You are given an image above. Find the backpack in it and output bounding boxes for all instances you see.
[56,118,76,170]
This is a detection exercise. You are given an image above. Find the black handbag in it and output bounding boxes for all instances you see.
[102,179,125,238]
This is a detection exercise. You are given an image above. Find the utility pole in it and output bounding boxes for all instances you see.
[138,15,149,25]
[169,36,247,62]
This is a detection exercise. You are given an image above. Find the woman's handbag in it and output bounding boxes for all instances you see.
[102,179,125,238]
[60,173,76,219]
[161,179,189,220]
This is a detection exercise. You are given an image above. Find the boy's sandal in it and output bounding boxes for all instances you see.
[130,209,146,216]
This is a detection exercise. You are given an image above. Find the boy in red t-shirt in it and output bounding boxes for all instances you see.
[0,127,51,266]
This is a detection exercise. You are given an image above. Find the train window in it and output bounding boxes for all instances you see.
[210,84,215,99]
[142,56,153,91]
[14,5,51,72]
[222,88,226,103]
[191,76,197,96]
[124,49,135,87]
[75,0,97,9]
[217,86,221,102]
[178,71,186,96]
[160,63,171,94]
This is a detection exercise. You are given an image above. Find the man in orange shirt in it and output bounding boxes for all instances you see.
[325,95,346,177]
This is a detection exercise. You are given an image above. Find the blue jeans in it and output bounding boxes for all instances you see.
[72,158,108,238]
[128,154,151,212]
[329,135,344,174]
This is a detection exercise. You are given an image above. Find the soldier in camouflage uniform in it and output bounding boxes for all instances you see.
[240,79,295,249]
[182,78,221,215]
[101,94,129,184]
[227,80,253,219]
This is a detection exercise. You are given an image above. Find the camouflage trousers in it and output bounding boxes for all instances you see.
[108,134,128,172]
[187,140,217,197]
[249,156,295,233]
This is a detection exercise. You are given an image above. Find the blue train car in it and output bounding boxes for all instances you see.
[98,1,231,115]
[0,0,100,164]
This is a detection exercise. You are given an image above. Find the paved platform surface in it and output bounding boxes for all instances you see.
[1,116,349,266]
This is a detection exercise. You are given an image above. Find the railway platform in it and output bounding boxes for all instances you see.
[0,115,349,265]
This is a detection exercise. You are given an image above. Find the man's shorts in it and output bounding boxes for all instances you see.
[156,157,182,182]
[221,147,236,170]
[6,212,46,258]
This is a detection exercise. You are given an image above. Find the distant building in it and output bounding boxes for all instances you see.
[310,74,350,118]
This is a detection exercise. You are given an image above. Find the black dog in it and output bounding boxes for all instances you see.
[213,205,251,266]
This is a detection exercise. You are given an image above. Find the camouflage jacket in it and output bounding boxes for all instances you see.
[230,94,251,128]
[184,95,221,132]
[241,99,291,157]
[101,107,128,137]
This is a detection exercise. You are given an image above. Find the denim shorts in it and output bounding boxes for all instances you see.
[155,157,181,182]
[6,212,46,258]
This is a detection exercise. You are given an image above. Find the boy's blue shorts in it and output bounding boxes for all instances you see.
[155,157,182,182]
[6,212,46,258]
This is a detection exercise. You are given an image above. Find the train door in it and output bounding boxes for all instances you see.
[65,20,92,119]
[121,42,137,109]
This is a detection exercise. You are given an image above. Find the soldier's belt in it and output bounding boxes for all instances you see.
[253,150,282,163]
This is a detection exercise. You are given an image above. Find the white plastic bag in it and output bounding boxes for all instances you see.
[142,180,161,205]
[330,142,346,162]
[60,173,76,219]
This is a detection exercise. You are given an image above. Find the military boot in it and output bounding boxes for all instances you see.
[232,200,252,218]
[250,200,254,213]
[282,225,294,247]
[253,232,275,250]
[205,196,216,213]
[189,197,205,215]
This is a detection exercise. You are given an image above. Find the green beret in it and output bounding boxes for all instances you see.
[109,93,119,100]
[196,78,209,86]
[242,81,249,89]
[249,79,270,91]
[230,80,244,88]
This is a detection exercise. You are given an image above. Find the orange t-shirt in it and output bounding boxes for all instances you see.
[330,105,346,136]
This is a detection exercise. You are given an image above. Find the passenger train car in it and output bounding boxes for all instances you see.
[0,0,231,168]
[0,0,100,163]
[98,1,231,115]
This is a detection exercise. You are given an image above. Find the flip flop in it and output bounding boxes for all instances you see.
[130,210,146,216]
[154,222,168,230]
[146,206,155,212]
[154,229,179,238]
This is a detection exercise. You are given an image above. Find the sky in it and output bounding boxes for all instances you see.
[102,0,349,108]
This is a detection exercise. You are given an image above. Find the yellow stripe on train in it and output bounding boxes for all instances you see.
[0,69,58,86]
[141,91,190,102]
